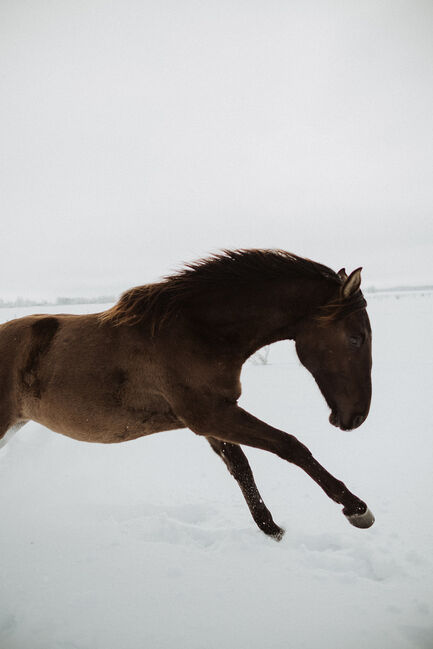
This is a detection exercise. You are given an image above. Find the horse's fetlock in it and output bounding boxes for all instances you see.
[335,479,348,495]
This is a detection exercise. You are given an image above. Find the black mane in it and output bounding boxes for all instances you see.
[169,249,340,286]
[100,249,350,330]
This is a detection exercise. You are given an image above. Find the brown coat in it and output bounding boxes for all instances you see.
[0,250,374,538]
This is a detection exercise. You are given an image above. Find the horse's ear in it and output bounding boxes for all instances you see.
[341,267,362,299]
[337,268,347,280]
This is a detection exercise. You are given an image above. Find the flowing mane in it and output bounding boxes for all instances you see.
[99,249,366,331]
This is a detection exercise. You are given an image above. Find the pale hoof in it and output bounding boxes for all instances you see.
[344,506,375,529]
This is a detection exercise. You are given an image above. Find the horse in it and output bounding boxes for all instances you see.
[0,249,374,540]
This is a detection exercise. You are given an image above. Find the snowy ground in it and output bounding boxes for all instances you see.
[0,292,432,649]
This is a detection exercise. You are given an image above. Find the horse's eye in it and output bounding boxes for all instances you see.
[349,335,363,348]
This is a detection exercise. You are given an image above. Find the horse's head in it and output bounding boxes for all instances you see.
[295,268,372,431]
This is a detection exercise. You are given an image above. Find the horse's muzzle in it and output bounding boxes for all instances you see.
[329,411,366,431]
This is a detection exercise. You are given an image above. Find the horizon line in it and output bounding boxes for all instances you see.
[1,284,433,308]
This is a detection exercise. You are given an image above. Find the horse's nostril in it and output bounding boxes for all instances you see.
[329,411,340,427]
[352,414,365,429]
[330,412,366,430]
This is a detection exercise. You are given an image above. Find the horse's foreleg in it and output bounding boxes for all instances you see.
[182,402,374,529]
[207,437,284,540]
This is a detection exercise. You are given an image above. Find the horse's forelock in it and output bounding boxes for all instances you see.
[314,291,367,326]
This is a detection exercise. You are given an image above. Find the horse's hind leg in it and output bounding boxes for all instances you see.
[0,419,11,450]
[0,421,26,451]
[0,407,12,439]
[0,411,12,449]
[0,397,23,451]
[207,437,284,540]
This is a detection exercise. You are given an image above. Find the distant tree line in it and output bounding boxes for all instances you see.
[1,285,432,310]
[0,296,115,308]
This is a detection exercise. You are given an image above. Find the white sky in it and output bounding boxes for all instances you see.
[1,0,432,300]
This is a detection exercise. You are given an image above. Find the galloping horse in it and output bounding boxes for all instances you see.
[0,250,374,539]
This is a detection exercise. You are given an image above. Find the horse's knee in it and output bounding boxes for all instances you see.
[214,443,249,479]
[277,433,313,464]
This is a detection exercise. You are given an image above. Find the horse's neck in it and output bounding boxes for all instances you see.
[203,277,333,357]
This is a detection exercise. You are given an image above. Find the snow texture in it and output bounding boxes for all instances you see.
[0,292,432,649]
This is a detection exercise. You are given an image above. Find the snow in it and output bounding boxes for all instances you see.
[1,292,432,649]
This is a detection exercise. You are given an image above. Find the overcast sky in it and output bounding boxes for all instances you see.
[1,0,432,300]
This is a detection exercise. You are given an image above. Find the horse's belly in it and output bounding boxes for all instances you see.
[34,408,184,443]
[26,393,184,443]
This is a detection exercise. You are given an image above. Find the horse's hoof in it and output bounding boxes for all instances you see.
[262,523,285,541]
[272,526,285,542]
[344,506,375,529]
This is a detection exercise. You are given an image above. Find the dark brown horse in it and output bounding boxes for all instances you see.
[0,250,374,539]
